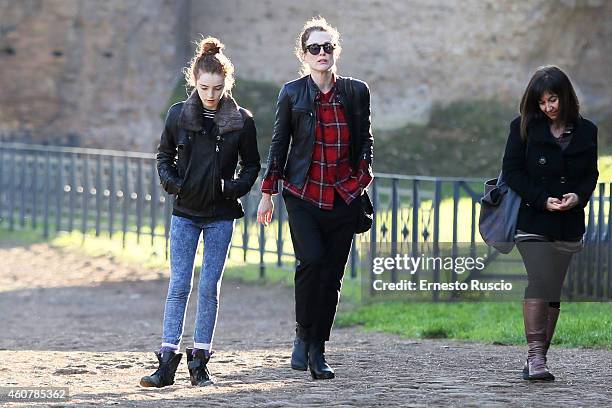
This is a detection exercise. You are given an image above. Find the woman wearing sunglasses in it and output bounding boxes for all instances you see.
[140,36,260,388]
[257,17,373,380]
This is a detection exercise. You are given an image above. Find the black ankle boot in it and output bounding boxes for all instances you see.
[140,351,182,387]
[186,348,214,386]
[308,341,334,380]
[291,324,309,371]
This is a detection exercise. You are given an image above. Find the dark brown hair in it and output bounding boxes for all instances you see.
[519,65,580,140]
[183,36,235,94]
[294,16,342,76]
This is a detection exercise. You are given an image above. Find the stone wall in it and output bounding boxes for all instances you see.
[197,0,611,129]
[0,0,609,150]
[0,0,191,151]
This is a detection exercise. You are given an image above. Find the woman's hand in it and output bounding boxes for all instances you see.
[558,193,579,211]
[257,193,274,226]
[545,194,579,211]
[545,197,563,211]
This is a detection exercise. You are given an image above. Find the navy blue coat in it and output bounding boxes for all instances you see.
[502,116,598,240]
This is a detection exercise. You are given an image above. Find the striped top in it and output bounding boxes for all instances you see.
[202,107,216,120]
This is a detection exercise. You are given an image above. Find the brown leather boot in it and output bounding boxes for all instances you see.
[522,299,555,381]
[544,306,560,356]
[523,305,560,377]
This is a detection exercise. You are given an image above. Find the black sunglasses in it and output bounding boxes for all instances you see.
[304,42,335,55]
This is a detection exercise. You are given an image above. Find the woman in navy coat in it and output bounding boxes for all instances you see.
[502,65,598,381]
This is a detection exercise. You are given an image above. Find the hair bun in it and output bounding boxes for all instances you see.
[200,37,224,56]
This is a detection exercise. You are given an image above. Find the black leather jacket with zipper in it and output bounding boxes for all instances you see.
[156,92,261,219]
[263,75,373,188]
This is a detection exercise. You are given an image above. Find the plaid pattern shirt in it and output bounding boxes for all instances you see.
[261,83,373,210]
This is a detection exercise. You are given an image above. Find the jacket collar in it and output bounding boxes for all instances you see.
[527,117,593,154]
[306,74,351,108]
[178,91,244,134]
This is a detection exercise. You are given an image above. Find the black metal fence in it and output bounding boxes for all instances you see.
[0,142,610,300]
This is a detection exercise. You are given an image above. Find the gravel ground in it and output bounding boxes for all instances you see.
[0,241,610,407]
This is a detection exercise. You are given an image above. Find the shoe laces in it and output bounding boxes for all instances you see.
[153,352,176,379]
[189,357,211,382]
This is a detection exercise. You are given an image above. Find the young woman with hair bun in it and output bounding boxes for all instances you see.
[140,36,260,388]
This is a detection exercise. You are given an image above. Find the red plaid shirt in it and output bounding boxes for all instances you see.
[261,83,373,210]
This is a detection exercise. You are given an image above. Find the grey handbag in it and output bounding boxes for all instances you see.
[478,171,521,254]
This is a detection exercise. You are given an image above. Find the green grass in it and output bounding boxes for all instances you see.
[2,221,610,349]
[336,301,612,349]
[598,156,612,181]
[0,228,49,244]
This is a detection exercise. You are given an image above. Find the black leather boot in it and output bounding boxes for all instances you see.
[291,323,309,371]
[140,351,182,387]
[308,341,334,380]
[186,348,214,386]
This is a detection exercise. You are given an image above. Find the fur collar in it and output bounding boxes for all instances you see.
[178,91,244,134]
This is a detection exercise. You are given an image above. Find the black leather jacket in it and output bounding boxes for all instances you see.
[263,75,373,188]
[157,92,261,219]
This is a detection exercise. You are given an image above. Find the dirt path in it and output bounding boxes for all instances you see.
[0,241,611,407]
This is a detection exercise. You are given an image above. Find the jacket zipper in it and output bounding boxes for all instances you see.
[212,132,222,215]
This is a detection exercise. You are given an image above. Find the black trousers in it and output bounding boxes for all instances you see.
[516,240,576,303]
[283,190,359,341]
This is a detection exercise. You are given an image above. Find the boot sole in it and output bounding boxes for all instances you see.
[524,373,555,381]
[309,367,335,380]
[193,380,214,387]
[139,378,169,388]
[189,375,215,386]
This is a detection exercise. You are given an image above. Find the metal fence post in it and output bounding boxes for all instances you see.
[150,159,158,246]
[122,155,129,248]
[81,153,89,239]
[19,149,26,228]
[432,180,442,301]
[369,179,378,296]
[452,181,459,285]
[391,178,398,283]
[55,152,63,233]
[8,149,15,231]
[242,193,250,262]
[68,153,76,232]
[32,150,38,230]
[109,156,116,238]
[43,150,51,238]
[95,155,102,236]
[259,223,266,278]
[411,179,419,283]
[276,193,284,267]
[136,158,143,244]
